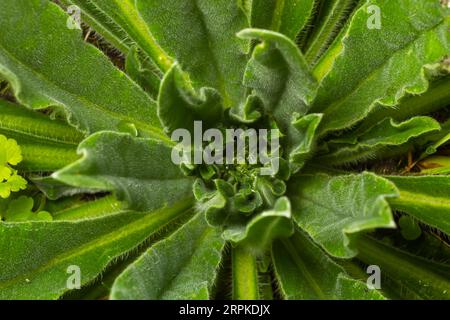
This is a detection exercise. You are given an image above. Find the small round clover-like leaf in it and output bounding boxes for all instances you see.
[0,135,23,179]
[0,135,27,199]
[2,195,52,222]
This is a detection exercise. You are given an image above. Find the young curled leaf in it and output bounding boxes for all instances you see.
[223,197,294,252]
[238,29,318,160]
[158,64,224,134]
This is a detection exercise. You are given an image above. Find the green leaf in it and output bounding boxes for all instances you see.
[319,117,441,165]
[54,132,194,212]
[0,134,27,198]
[290,113,323,168]
[2,196,52,222]
[0,173,27,199]
[250,0,315,40]
[0,198,193,299]
[238,29,318,159]
[111,212,225,300]
[387,175,450,235]
[224,197,294,252]
[136,0,249,107]
[0,99,81,172]
[398,215,422,241]
[272,230,386,299]
[31,176,94,201]
[232,244,259,300]
[0,0,165,140]
[64,0,173,71]
[356,75,450,133]
[125,46,161,99]
[51,195,125,221]
[289,172,398,258]
[158,64,224,134]
[419,156,450,174]
[355,236,450,299]
[303,0,360,65]
[0,134,22,170]
[311,0,449,135]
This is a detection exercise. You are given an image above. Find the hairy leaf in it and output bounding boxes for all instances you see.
[0,99,81,171]
[273,230,386,299]
[232,244,259,300]
[136,0,249,107]
[224,197,294,252]
[356,75,450,133]
[0,0,165,139]
[289,172,398,258]
[311,0,449,135]
[54,132,194,212]
[304,0,360,65]
[387,175,450,235]
[250,0,315,40]
[239,29,318,160]
[158,64,223,134]
[111,212,225,300]
[125,46,161,99]
[319,117,441,165]
[0,198,193,299]
[356,236,450,299]
[64,0,173,72]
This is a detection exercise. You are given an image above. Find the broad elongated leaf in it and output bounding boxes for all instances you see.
[136,0,249,107]
[387,175,450,235]
[356,75,450,133]
[289,172,398,258]
[0,198,193,299]
[319,117,441,165]
[250,0,315,40]
[355,236,450,299]
[64,0,173,72]
[272,230,386,299]
[303,0,360,64]
[239,29,318,160]
[0,0,165,139]
[111,212,225,300]
[54,132,193,212]
[311,0,449,135]
[0,99,81,171]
